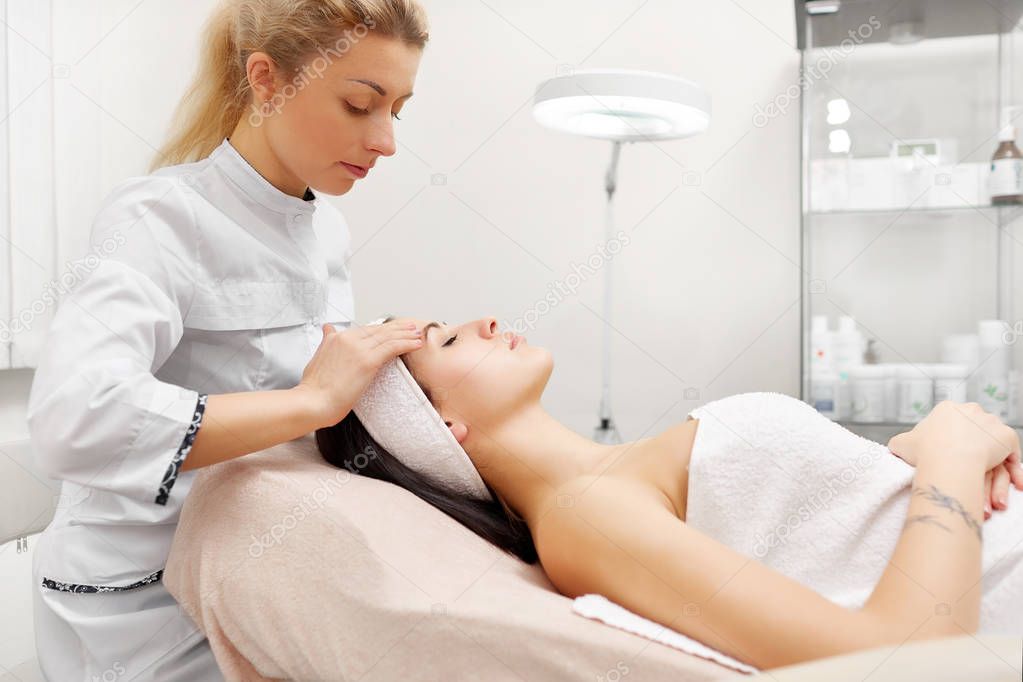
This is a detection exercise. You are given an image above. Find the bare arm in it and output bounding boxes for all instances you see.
[180,320,424,472]
[535,402,1016,669]
[534,476,885,670]
[859,451,985,639]
[870,400,1023,638]
[179,387,325,472]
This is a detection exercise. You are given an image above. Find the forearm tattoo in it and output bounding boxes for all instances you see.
[906,484,981,541]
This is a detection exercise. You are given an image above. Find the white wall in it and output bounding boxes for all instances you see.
[0,0,801,445]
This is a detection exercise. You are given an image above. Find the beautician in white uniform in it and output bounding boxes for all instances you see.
[25,1,430,679]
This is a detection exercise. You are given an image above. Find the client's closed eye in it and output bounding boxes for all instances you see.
[443,334,458,347]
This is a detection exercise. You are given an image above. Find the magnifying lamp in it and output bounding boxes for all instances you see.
[532,68,711,444]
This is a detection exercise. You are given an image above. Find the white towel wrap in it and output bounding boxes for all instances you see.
[352,316,493,501]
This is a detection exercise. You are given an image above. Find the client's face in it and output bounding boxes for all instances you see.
[396,316,553,429]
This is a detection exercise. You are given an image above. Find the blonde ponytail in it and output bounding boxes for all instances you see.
[149,0,428,172]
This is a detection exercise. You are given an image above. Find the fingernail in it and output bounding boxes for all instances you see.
[999,494,1007,506]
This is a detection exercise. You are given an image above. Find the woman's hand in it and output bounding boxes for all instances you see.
[887,401,1023,519]
[295,320,424,428]
[983,459,1023,518]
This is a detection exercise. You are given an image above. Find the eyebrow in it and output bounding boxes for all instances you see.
[347,78,413,100]
[422,320,447,345]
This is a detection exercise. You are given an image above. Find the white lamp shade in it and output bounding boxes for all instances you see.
[533,68,711,141]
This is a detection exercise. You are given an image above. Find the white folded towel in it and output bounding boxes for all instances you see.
[571,391,1023,674]
[572,594,759,674]
[685,391,1023,634]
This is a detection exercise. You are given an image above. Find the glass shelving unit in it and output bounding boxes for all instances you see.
[797,0,1023,440]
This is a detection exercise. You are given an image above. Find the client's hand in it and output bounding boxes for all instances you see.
[887,401,1023,520]
[983,461,1022,519]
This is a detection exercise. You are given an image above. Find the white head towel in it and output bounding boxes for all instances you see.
[352,316,494,501]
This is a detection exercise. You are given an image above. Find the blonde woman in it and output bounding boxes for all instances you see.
[27,2,432,679]
[316,315,1023,670]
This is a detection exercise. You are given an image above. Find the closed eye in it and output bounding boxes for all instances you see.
[443,334,458,347]
[345,101,402,120]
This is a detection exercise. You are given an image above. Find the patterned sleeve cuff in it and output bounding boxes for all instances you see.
[155,393,208,505]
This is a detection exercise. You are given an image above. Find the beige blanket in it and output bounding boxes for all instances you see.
[164,433,736,681]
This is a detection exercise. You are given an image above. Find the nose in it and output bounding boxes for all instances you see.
[480,317,498,339]
[365,116,396,157]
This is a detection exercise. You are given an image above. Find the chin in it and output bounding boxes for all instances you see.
[529,346,555,386]
[315,173,356,195]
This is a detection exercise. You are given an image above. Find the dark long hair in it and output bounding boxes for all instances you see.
[313,325,538,564]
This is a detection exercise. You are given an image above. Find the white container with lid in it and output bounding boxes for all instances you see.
[897,364,933,423]
[929,363,969,403]
[849,364,889,423]
[977,320,1010,419]
[940,333,980,401]
[879,361,896,421]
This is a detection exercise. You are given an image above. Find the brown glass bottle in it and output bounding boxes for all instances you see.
[991,130,1023,205]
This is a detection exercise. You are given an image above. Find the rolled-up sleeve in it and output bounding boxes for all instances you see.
[26,176,206,505]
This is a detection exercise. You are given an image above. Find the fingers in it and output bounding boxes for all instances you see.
[1006,450,1023,490]
[368,336,425,366]
[371,322,422,349]
[992,463,1011,511]
[351,318,415,341]
[1007,431,1023,487]
[984,469,993,520]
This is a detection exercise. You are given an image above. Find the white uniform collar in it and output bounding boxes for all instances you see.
[211,137,318,215]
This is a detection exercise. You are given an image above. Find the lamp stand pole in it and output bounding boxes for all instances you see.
[593,140,623,445]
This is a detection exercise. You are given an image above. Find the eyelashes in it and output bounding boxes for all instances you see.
[443,334,458,347]
[344,102,402,120]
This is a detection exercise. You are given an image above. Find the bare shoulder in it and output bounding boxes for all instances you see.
[531,473,677,598]
[531,471,881,670]
[652,417,699,459]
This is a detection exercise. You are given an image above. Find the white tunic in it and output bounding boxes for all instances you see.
[685,391,1023,634]
[26,137,356,680]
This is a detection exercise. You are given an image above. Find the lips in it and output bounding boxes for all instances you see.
[510,334,523,350]
[339,161,369,179]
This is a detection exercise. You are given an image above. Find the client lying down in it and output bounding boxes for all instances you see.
[314,315,1023,670]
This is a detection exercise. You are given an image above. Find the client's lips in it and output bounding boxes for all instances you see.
[510,334,524,349]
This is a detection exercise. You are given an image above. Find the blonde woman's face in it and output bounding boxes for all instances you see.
[260,33,422,195]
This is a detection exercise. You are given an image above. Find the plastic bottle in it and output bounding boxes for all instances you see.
[990,108,1023,205]
[831,316,864,420]
[810,315,836,417]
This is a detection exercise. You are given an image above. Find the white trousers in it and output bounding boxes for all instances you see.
[32,577,224,681]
